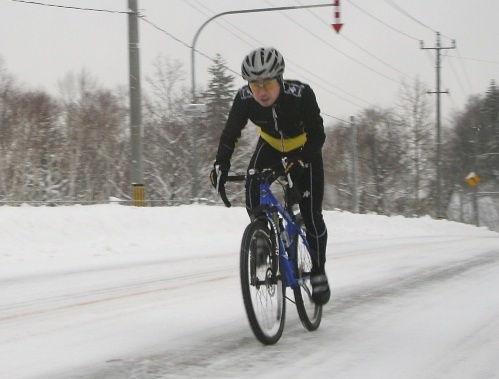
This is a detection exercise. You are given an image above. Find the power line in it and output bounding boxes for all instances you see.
[340,34,415,81]
[139,17,191,51]
[10,0,228,81]
[383,0,436,33]
[185,0,261,49]
[139,16,241,77]
[382,0,454,42]
[286,61,370,108]
[348,0,420,41]
[10,0,131,14]
[293,0,415,82]
[446,54,499,66]
[445,51,472,98]
[321,112,350,124]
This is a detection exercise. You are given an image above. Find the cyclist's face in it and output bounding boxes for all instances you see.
[248,78,280,107]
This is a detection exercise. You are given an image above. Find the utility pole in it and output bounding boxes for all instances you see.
[420,32,455,218]
[350,116,359,213]
[128,0,144,206]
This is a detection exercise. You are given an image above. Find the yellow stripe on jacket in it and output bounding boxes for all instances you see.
[257,126,307,153]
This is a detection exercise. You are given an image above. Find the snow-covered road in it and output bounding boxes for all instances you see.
[1,205,498,378]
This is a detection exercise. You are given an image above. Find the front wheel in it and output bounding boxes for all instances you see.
[292,220,322,331]
[240,220,285,345]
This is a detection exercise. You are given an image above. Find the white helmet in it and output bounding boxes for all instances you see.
[241,47,285,81]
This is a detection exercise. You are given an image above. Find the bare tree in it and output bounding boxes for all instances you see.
[58,71,128,202]
[322,123,352,210]
[0,59,17,199]
[143,55,191,204]
[0,74,63,202]
[356,107,405,214]
[396,78,434,215]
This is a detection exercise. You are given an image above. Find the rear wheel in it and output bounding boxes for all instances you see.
[240,220,285,345]
[292,219,322,331]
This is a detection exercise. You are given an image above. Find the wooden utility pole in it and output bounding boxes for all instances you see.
[421,32,455,218]
[350,116,358,213]
[128,0,144,205]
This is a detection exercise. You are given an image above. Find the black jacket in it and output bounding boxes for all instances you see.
[215,79,325,169]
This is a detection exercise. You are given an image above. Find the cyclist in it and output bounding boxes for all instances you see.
[210,47,330,305]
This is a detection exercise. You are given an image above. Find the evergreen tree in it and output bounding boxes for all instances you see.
[197,54,239,201]
[481,80,499,182]
[201,54,236,131]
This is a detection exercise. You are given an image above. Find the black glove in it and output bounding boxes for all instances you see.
[210,164,228,193]
[210,163,233,207]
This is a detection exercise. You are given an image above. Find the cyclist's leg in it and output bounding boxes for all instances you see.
[297,154,330,304]
[298,153,328,272]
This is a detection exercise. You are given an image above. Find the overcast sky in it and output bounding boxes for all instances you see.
[1,0,498,125]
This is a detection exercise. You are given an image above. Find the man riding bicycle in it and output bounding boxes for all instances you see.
[210,47,330,305]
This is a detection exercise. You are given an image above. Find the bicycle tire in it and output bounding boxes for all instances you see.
[292,218,322,331]
[240,220,286,345]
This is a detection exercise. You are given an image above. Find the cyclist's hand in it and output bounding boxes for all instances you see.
[210,164,231,207]
[210,165,227,192]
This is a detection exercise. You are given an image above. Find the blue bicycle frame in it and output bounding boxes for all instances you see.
[258,179,311,289]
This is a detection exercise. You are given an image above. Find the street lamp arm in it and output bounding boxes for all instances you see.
[190,3,332,102]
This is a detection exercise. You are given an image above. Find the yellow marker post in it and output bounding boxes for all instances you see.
[132,184,145,206]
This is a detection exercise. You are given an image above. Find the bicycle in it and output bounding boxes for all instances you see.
[221,158,323,345]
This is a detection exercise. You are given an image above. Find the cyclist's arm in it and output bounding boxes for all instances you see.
[215,91,249,168]
[300,85,326,162]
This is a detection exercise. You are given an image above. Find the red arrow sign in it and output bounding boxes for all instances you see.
[332,0,343,33]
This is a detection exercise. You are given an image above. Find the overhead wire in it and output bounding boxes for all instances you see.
[380,0,478,104]
[446,54,499,66]
[347,0,420,42]
[440,52,463,114]
[184,0,262,54]
[294,0,416,82]
[284,60,370,108]
[348,0,478,116]
[382,0,436,34]
[139,16,243,80]
[447,51,474,95]
[139,17,192,52]
[340,34,415,81]
[9,0,130,14]
[444,51,469,97]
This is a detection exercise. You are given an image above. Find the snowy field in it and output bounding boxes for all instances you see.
[1,204,498,379]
